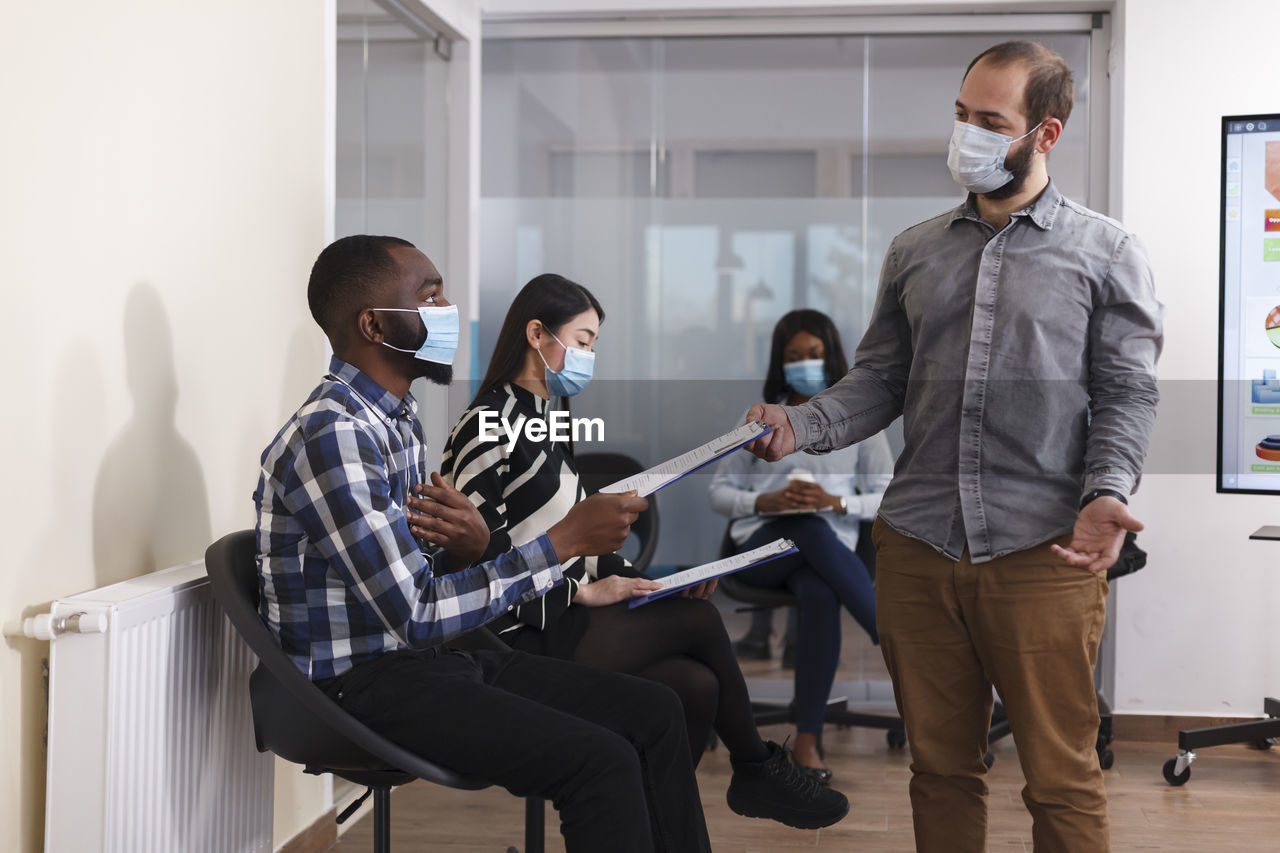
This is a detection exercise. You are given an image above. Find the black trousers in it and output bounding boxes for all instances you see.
[317,647,711,853]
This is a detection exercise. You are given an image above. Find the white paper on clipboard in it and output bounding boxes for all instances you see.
[599,421,771,498]
[629,538,797,608]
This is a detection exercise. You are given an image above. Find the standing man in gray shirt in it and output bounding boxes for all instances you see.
[746,41,1162,853]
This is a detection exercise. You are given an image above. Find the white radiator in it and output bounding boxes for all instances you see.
[36,561,274,853]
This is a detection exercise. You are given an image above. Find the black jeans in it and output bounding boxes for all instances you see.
[317,647,711,853]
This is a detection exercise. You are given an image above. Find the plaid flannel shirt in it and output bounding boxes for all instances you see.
[254,356,564,680]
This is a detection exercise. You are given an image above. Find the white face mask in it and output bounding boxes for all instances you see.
[946,120,1042,194]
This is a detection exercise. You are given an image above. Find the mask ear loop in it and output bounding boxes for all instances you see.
[530,323,564,416]
[369,307,421,354]
[532,321,558,372]
[1013,120,1045,145]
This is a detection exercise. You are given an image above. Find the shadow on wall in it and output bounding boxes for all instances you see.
[92,282,211,587]
[280,321,327,429]
[236,321,327,501]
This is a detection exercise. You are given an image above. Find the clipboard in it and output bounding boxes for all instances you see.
[600,421,772,498]
[628,538,797,608]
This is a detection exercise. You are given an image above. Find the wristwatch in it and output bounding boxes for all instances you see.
[837,496,848,515]
[1079,488,1127,509]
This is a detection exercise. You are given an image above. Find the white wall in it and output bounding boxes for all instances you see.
[1113,0,1280,716]
[0,2,330,851]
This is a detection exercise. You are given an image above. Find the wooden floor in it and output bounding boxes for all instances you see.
[329,599,1280,852]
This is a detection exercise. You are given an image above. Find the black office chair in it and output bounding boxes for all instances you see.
[715,523,907,749]
[205,530,545,853]
[574,452,660,575]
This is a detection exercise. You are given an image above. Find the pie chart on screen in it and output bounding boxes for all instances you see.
[1270,305,1280,348]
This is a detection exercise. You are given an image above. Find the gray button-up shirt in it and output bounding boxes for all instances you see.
[785,181,1163,562]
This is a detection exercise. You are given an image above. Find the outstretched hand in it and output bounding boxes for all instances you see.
[1050,497,1143,574]
[743,404,796,462]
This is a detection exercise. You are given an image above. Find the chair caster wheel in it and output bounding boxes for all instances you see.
[887,729,907,749]
[1249,737,1274,751]
[1162,756,1191,786]
[1098,748,1114,770]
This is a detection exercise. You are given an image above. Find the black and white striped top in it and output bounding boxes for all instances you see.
[441,382,630,640]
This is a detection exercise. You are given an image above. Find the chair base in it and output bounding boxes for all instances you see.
[344,785,545,852]
[1162,697,1279,786]
[726,677,906,750]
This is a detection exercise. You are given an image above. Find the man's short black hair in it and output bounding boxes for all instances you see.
[307,235,416,336]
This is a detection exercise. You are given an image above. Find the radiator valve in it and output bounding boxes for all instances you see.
[16,611,109,641]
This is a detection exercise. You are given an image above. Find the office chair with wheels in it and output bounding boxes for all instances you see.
[205,530,545,853]
[574,452,660,575]
[715,523,907,749]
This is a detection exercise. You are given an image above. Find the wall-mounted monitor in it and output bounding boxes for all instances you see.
[1218,112,1280,495]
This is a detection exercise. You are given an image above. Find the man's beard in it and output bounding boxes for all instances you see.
[385,312,454,386]
[419,361,453,386]
[982,134,1037,201]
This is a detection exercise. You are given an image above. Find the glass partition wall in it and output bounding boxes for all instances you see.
[480,28,1096,570]
[337,0,454,468]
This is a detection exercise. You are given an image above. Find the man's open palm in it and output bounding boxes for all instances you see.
[1050,497,1143,574]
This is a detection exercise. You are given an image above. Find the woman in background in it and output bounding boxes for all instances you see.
[432,275,849,831]
[710,309,893,784]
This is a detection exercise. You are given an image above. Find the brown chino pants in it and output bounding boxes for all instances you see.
[873,517,1110,853]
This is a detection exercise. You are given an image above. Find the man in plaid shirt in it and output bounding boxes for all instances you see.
[254,235,711,853]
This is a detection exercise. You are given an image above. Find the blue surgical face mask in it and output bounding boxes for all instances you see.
[377,304,459,365]
[783,359,827,397]
[946,120,1042,194]
[538,329,595,397]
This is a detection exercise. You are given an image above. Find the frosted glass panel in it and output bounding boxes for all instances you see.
[481,31,1095,569]
[336,1,449,265]
[695,151,818,198]
[336,0,452,469]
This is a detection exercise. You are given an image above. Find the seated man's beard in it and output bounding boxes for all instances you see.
[982,136,1036,201]
[419,361,453,386]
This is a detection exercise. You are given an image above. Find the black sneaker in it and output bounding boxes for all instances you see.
[726,741,849,829]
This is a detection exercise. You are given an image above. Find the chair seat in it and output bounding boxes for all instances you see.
[307,766,416,788]
[718,574,798,611]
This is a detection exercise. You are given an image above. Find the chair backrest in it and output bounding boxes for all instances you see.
[205,530,484,789]
[574,452,660,573]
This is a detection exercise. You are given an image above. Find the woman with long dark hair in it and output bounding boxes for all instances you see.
[435,274,849,831]
[709,309,893,784]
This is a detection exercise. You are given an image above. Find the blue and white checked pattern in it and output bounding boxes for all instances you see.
[254,357,564,680]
